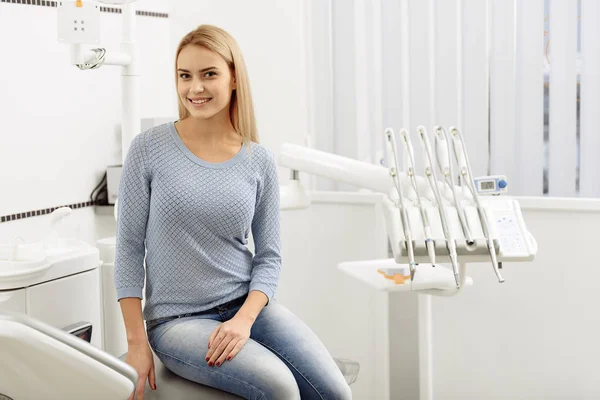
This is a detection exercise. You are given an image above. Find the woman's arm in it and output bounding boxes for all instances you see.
[114,132,151,310]
[113,132,155,399]
[119,298,147,345]
[235,290,268,323]
[248,149,282,303]
[121,298,156,399]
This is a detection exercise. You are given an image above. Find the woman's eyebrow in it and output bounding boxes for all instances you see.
[177,66,218,73]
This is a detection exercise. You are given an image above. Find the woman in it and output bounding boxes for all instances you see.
[115,24,352,400]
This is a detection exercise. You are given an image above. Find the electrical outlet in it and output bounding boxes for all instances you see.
[57,1,101,45]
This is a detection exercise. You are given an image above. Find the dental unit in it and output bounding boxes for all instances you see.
[282,125,536,290]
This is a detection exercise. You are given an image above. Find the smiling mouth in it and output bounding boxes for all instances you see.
[188,98,212,105]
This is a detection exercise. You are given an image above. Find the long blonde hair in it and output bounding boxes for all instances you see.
[175,25,259,144]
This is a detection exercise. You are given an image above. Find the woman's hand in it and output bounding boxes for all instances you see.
[125,342,157,400]
[206,315,253,367]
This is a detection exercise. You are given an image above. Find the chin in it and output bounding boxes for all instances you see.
[187,108,217,119]
[189,106,229,121]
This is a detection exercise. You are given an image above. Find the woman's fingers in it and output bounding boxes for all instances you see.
[148,362,157,391]
[208,334,232,366]
[208,325,221,349]
[136,374,147,400]
[124,342,154,399]
[226,339,246,362]
[206,331,225,360]
[216,338,240,366]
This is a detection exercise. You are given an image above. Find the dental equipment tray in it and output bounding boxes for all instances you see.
[385,196,537,264]
[338,259,474,292]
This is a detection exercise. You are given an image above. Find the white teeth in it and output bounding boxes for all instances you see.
[190,98,210,104]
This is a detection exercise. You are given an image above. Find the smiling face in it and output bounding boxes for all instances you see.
[176,45,237,122]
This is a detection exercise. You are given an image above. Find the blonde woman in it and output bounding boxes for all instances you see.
[115,25,352,400]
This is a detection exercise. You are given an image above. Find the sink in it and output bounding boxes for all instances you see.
[43,238,94,262]
[0,243,50,280]
[0,207,97,286]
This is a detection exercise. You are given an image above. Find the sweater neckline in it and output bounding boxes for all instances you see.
[168,121,247,169]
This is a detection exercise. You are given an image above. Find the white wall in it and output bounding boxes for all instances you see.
[0,0,172,244]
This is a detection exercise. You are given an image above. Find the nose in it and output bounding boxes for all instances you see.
[191,78,204,93]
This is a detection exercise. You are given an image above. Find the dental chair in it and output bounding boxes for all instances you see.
[0,312,240,399]
[118,352,243,399]
[0,312,356,399]
[118,352,358,399]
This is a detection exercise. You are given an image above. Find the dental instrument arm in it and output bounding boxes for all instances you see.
[450,127,504,283]
[418,126,461,289]
[279,144,394,195]
[385,129,418,281]
[400,129,437,269]
[434,126,474,246]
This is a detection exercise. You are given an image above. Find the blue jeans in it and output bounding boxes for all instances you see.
[146,296,352,400]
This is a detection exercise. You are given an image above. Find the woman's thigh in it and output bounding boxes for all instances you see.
[250,301,352,400]
[148,316,300,400]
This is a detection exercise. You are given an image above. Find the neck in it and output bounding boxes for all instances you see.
[180,111,239,145]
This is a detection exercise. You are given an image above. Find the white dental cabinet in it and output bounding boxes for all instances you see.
[0,235,104,349]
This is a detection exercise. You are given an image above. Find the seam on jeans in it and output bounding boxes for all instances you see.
[251,338,325,400]
[154,348,267,400]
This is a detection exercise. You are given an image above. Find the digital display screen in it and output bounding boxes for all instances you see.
[480,181,495,190]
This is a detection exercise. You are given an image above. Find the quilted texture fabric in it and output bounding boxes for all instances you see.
[114,122,281,321]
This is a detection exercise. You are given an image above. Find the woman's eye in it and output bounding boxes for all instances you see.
[204,71,216,78]
[179,73,190,79]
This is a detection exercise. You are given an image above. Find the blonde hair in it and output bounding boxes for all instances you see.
[175,25,259,144]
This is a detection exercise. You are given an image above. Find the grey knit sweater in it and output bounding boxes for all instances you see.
[114,121,281,322]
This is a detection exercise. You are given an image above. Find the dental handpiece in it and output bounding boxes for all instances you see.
[385,128,418,281]
[417,126,461,289]
[450,127,505,283]
[400,129,436,268]
[434,127,474,245]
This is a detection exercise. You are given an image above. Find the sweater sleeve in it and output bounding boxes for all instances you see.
[114,132,151,301]
[249,149,282,302]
